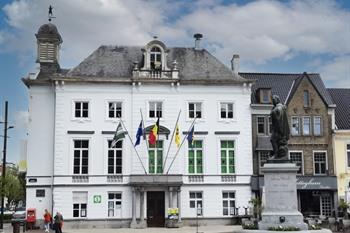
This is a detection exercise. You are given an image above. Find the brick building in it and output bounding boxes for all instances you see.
[241,72,337,217]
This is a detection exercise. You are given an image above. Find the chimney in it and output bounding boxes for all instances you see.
[193,33,203,50]
[231,54,240,74]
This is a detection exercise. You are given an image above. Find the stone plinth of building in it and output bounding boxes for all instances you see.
[259,163,308,230]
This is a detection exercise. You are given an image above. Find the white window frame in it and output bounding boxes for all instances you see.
[72,192,88,218]
[189,191,203,216]
[148,101,163,119]
[107,192,122,218]
[291,116,300,136]
[219,102,234,120]
[257,116,266,135]
[302,116,311,135]
[149,45,163,70]
[188,102,203,119]
[188,140,204,174]
[313,116,322,136]
[106,100,123,121]
[289,150,304,175]
[346,143,350,169]
[71,99,91,122]
[220,140,235,174]
[222,191,236,216]
[107,139,123,175]
[313,150,328,176]
[72,138,90,175]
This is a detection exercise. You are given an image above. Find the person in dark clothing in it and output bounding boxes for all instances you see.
[54,212,63,233]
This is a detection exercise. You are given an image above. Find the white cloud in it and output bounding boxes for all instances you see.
[0,0,349,84]
[319,55,350,88]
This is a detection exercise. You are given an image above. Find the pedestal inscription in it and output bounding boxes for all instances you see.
[258,163,308,230]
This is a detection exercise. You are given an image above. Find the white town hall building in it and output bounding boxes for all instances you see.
[23,22,253,228]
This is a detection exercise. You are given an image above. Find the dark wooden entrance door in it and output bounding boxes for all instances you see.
[147,191,165,227]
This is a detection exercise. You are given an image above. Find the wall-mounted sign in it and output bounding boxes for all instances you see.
[93,195,101,203]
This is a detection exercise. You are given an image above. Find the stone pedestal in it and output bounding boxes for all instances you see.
[258,163,308,230]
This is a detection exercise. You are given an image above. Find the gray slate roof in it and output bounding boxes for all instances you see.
[328,88,350,130]
[240,72,334,106]
[67,45,245,81]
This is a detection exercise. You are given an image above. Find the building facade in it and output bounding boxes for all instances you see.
[24,23,253,228]
[241,72,338,218]
[328,89,350,203]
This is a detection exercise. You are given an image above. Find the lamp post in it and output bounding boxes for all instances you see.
[0,101,14,229]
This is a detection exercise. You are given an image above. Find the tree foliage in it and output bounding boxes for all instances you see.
[0,168,25,208]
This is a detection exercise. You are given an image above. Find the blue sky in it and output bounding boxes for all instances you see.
[0,0,349,163]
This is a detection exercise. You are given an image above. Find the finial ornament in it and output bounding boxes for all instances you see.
[48,5,56,22]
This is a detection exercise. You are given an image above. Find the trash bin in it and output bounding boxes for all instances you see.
[12,220,21,233]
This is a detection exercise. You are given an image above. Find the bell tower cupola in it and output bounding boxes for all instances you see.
[35,22,62,73]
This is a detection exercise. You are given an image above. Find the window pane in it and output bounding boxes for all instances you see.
[303,117,310,135]
[304,91,309,107]
[190,201,195,208]
[291,117,300,135]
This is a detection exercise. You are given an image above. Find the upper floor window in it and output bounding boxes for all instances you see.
[303,90,310,107]
[149,101,162,118]
[73,140,89,174]
[149,141,163,174]
[257,117,266,134]
[291,117,300,136]
[188,140,203,174]
[220,140,235,174]
[108,140,122,174]
[108,102,122,118]
[150,46,162,70]
[314,151,327,175]
[75,101,89,118]
[220,103,234,119]
[313,116,322,136]
[302,117,310,135]
[347,144,350,168]
[261,89,271,103]
[289,151,303,174]
[189,102,202,119]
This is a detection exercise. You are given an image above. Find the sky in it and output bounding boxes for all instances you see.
[0,0,349,163]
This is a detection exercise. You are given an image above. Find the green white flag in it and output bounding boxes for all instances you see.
[111,122,125,147]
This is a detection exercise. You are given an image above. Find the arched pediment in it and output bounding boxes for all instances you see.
[143,125,171,140]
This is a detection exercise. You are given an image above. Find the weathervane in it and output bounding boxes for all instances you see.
[48,5,56,22]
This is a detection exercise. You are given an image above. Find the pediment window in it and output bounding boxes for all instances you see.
[150,46,162,71]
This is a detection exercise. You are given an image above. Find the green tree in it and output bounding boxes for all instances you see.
[0,168,25,208]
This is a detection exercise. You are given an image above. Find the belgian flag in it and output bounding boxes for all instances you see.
[148,118,160,145]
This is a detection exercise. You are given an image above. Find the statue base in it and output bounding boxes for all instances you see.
[258,163,307,230]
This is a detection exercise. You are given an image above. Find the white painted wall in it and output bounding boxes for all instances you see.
[26,81,253,220]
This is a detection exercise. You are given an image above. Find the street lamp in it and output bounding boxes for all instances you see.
[0,101,14,229]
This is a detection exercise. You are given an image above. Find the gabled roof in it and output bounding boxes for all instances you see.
[65,45,246,82]
[328,88,350,130]
[240,72,334,107]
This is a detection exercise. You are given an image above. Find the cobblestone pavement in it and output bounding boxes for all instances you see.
[2,224,240,233]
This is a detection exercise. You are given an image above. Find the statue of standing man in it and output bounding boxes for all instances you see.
[270,95,290,160]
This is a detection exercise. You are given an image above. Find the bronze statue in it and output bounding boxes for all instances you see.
[270,95,290,160]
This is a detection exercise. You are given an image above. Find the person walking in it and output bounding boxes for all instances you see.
[54,212,63,233]
[43,209,52,233]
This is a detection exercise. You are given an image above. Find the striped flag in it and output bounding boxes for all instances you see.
[111,122,125,148]
[148,118,159,145]
[175,124,180,147]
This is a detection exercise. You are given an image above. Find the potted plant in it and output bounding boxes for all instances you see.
[339,199,350,227]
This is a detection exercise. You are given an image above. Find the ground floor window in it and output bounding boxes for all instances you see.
[321,195,332,217]
[73,192,87,218]
[259,151,270,172]
[108,192,122,217]
[222,191,235,216]
[189,191,203,216]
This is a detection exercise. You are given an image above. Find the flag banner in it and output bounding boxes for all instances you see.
[187,126,194,146]
[149,118,160,145]
[175,124,180,147]
[135,121,143,146]
[111,122,125,147]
